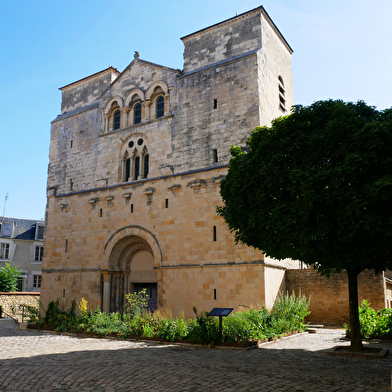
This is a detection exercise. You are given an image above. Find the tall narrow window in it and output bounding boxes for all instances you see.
[213,226,217,242]
[125,158,131,181]
[33,275,41,288]
[65,239,68,253]
[213,149,218,163]
[134,156,140,179]
[278,76,286,112]
[0,243,10,259]
[213,98,218,109]
[35,246,43,262]
[156,96,164,118]
[113,109,121,130]
[70,179,74,191]
[143,154,149,178]
[134,103,142,124]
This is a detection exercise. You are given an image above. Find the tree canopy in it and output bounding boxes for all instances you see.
[217,100,392,350]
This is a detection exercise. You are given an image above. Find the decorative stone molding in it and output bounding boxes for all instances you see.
[143,188,156,195]
[122,193,132,199]
[213,175,226,183]
[168,184,181,191]
[105,196,114,201]
[58,203,68,209]
[88,197,99,204]
[187,180,206,188]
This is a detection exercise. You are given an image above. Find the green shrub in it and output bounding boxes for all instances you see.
[345,300,392,338]
[29,292,311,345]
[0,263,21,292]
[374,308,392,336]
[271,291,311,334]
[187,307,220,346]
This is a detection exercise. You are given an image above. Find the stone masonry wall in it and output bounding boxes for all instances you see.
[182,9,262,73]
[286,269,386,326]
[0,293,40,322]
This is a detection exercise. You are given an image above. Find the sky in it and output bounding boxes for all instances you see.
[1,0,391,220]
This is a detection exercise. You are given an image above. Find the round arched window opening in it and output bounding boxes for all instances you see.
[128,141,134,148]
[137,138,144,146]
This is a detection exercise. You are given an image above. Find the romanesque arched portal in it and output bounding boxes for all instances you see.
[102,226,162,313]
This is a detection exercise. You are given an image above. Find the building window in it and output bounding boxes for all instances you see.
[35,224,44,240]
[134,156,140,179]
[1,222,13,237]
[213,149,218,163]
[213,226,217,242]
[35,246,43,262]
[278,76,286,112]
[0,243,9,259]
[156,96,164,118]
[17,276,24,291]
[213,98,218,109]
[70,179,74,191]
[134,103,142,124]
[122,139,150,182]
[113,109,121,130]
[125,158,131,181]
[33,275,41,288]
[144,154,149,178]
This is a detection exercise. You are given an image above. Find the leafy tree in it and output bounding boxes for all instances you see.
[217,100,392,351]
[0,262,21,292]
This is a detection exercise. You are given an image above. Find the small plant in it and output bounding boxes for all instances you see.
[125,289,149,318]
[78,297,90,316]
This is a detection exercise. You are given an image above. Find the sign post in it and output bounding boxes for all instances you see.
[207,307,234,340]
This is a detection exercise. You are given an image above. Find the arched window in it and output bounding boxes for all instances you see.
[134,103,142,125]
[122,138,150,182]
[156,96,164,118]
[143,154,149,178]
[125,158,131,181]
[134,156,140,179]
[113,109,121,130]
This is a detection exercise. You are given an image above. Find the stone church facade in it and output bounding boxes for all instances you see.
[42,6,301,318]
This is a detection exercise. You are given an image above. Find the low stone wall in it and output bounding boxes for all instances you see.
[0,292,40,322]
[285,269,385,326]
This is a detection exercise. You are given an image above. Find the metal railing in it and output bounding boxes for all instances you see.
[0,309,19,327]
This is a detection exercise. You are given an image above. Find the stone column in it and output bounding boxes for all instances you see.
[164,93,170,115]
[143,100,151,121]
[102,272,112,313]
[121,108,127,129]
[104,114,110,133]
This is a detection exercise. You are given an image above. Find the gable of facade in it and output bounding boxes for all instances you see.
[42,6,299,318]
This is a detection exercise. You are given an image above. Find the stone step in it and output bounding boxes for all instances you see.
[0,318,18,328]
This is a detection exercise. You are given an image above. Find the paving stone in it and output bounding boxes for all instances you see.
[0,325,391,391]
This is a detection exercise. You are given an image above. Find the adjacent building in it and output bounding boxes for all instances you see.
[41,6,302,317]
[0,217,44,292]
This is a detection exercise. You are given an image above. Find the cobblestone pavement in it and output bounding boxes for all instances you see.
[0,322,391,391]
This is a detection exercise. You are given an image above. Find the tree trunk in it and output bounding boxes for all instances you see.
[347,268,363,351]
